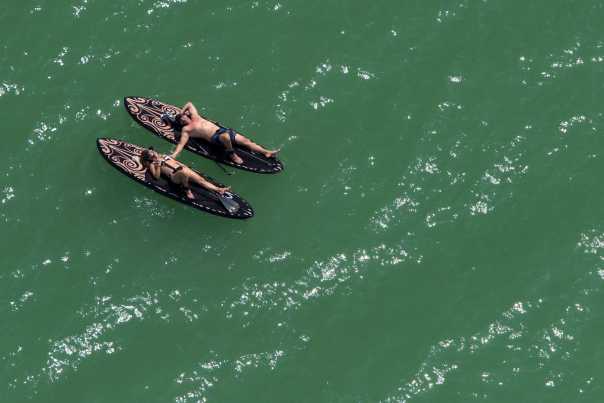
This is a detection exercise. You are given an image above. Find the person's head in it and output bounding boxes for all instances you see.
[140,147,158,166]
[175,112,191,126]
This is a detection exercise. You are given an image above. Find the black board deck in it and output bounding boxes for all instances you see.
[97,138,254,219]
[124,96,284,174]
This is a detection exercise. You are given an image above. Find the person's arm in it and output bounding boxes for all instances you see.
[149,161,161,180]
[181,102,200,118]
[170,131,190,159]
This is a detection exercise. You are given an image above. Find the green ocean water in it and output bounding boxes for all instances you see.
[2,0,604,401]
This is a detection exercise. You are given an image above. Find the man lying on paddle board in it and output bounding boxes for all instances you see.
[169,102,279,165]
[141,147,230,199]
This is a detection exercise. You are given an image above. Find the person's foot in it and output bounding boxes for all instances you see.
[217,186,231,195]
[185,189,195,199]
[230,152,244,165]
[264,148,280,159]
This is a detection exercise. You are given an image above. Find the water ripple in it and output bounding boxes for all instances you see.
[145,0,188,15]
[0,81,25,97]
[274,58,376,122]
[224,241,420,324]
[46,322,118,382]
[36,289,209,386]
[381,227,604,402]
[381,297,593,402]
[174,348,287,403]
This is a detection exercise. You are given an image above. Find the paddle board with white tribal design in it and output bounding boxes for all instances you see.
[97,138,254,219]
[124,96,283,174]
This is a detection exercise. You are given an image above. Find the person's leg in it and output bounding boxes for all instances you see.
[233,132,280,158]
[172,171,195,199]
[185,169,230,194]
[219,131,244,164]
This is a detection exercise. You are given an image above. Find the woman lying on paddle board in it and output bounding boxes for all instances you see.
[140,147,230,199]
[170,102,280,165]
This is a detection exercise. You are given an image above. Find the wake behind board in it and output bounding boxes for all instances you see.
[124,96,284,174]
[97,138,254,219]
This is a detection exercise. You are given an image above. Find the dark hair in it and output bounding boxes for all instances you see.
[172,113,185,130]
[140,148,154,166]
[161,113,185,130]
